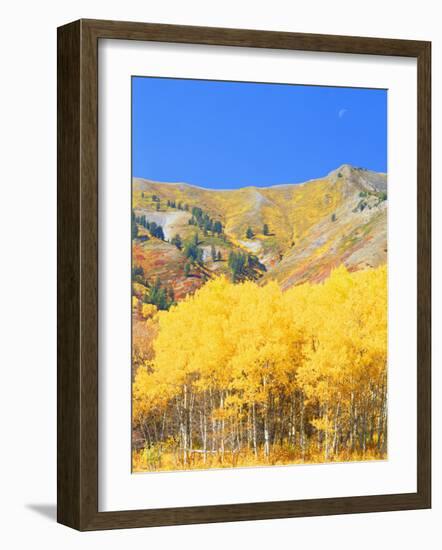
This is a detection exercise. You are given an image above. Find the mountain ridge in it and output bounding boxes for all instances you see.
[133,163,387,193]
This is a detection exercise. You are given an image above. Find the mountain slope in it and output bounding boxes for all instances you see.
[132,164,387,297]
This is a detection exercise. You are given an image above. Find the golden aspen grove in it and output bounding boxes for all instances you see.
[132,265,387,472]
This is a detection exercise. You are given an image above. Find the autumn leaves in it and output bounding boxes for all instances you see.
[132,266,387,471]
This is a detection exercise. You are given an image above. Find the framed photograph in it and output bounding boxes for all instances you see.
[57,19,431,530]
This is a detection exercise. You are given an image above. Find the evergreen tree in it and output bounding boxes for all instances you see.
[157,287,168,310]
[217,250,222,261]
[184,242,199,262]
[148,278,161,306]
[196,248,204,264]
[263,223,270,236]
[171,233,182,250]
[213,221,222,235]
[192,206,203,219]
[184,241,204,264]
[184,262,191,277]
[132,265,144,279]
[147,278,171,310]
[228,251,247,281]
[246,227,254,239]
[248,254,260,268]
[155,226,165,240]
[132,220,138,240]
[211,245,217,261]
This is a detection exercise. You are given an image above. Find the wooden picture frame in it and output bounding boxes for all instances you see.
[57,19,431,530]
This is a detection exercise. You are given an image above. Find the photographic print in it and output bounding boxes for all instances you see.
[131,76,388,473]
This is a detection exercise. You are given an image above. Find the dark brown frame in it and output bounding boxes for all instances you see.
[57,19,431,531]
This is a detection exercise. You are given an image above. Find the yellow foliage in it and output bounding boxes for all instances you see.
[141,303,157,319]
[133,266,387,471]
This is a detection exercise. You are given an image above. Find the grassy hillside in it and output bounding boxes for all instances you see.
[132,164,387,303]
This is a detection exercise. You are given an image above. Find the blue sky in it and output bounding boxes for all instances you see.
[132,76,387,189]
